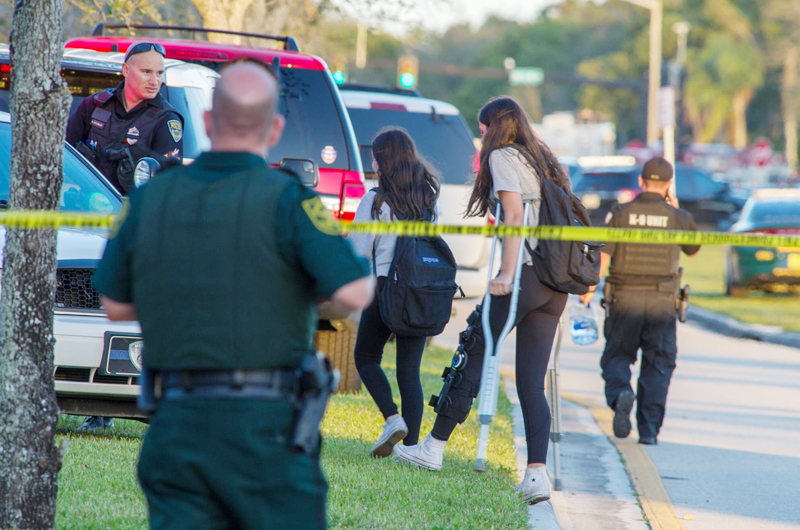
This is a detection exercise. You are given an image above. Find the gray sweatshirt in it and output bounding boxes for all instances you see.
[347,189,397,277]
[347,189,438,277]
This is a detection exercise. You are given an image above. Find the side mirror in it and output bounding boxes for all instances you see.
[134,157,160,188]
[280,158,319,187]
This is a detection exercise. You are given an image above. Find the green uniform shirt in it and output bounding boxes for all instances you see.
[94,151,369,370]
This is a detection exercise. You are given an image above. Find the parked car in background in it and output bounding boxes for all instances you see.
[572,156,745,228]
[66,23,366,223]
[338,85,492,297]
[725,189,800,296]
[0,111,146,418]
[0,44,218,162]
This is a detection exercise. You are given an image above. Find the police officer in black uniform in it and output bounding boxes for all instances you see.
[93,62,373,529]
[66,41,183,195]
[581,157,700,445]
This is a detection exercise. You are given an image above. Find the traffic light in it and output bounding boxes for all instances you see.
[332,67,346,85]
[397,55,419,89]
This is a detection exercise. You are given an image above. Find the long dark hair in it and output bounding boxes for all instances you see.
[467,96,572,217]
[371,127,440,220]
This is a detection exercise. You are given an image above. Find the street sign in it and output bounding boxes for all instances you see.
[508,67,544,87]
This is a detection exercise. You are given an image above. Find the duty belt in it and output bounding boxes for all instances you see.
[159,369,296,401]
[613,281,676,293]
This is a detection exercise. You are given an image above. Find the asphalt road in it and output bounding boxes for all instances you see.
[557,299,800,530]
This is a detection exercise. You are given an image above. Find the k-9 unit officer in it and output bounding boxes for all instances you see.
[93,62,373,529]
[66,41,183,195]
[581,157,700,445]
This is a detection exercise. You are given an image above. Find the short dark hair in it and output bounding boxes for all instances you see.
[642,157,673,181]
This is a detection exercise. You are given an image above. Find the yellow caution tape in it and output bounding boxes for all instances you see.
[0,211,798,249]
[0,211,115,229]
[346,221,800,249]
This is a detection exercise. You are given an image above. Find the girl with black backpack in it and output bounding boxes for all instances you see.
[348,127,442,458]
[394,97,571,504]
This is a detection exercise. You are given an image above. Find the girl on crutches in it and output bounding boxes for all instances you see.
[393,96,570,504]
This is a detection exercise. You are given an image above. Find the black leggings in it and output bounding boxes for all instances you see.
[354,277,427,446]
[431,266,567,464]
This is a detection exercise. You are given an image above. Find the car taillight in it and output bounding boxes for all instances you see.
[0,64,10,74]
[617,189,639,204]
[339,174,366,223]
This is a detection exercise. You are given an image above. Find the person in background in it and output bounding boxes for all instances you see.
[67,41,183,196]
[348,127,441,457]
[393,96,570,505]
[580,156,699,446]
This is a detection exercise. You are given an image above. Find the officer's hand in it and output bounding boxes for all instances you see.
[666,188,679,208]
[579,290,594,307]
[490,273,514,296]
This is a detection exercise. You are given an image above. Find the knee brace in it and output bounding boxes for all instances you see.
[428,306,485,424]
[428,367,482,424]
[451,305,485,371]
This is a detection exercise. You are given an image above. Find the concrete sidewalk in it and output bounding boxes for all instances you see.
[433,299,647,530]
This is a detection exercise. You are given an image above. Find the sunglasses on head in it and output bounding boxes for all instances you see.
[124,42,167,62]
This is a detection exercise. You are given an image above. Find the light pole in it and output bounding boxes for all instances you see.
[621,0,662,146]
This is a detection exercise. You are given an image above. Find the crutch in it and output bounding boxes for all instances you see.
[547,317,564,490]
[474,199,532,472]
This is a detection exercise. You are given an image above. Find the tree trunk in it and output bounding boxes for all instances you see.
[783,46,799,175]
[0,0,71,526]
[191,0,255,43]
[730,87,753,150]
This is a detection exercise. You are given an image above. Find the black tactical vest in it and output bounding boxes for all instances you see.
[131,157,318,371]
[608,195,681,284]
[88,89,176,192]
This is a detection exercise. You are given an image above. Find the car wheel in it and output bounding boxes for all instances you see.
[726,283,749,298]
[315,328,361,394]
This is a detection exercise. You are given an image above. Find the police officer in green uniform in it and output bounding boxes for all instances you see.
[580,157,700,446]
[93,62,374,529]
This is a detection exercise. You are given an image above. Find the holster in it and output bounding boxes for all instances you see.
[106,147,136,192]
[291,352,340,456]
[675,268,690,323]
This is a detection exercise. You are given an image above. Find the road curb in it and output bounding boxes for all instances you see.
[562,392,685,530]
[686,306,800,349]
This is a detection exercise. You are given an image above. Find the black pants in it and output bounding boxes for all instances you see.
[432,266,567,464]
[601,290,677,440]
[354,277,427,446]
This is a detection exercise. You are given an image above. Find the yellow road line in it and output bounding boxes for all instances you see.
[563,392,684,530]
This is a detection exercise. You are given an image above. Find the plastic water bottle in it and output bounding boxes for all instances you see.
[570,301,599,346]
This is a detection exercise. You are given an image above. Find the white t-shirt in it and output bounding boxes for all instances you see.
[489,146,542,261]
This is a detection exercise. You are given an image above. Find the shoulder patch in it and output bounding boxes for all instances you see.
[167,120,182,143]
[301,196,342,236]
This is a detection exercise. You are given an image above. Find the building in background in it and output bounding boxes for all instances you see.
[532,110,616,159]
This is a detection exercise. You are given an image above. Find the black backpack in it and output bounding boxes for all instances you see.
[373,207,459,337]
[527,175,604,295]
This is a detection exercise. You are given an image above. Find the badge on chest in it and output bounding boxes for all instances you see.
[126,126,140,146]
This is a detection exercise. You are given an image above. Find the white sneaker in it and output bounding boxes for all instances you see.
[370,416,408,458]
[392,433,445,471]
[518,466,551,504]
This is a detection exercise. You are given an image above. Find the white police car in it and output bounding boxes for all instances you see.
[0,111,145,419]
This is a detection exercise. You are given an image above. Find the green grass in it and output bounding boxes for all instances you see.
[53,345,526,529]
[681,245,800,332]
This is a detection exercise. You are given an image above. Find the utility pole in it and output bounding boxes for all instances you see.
[621,0,662,146]
[355,22,368,70]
